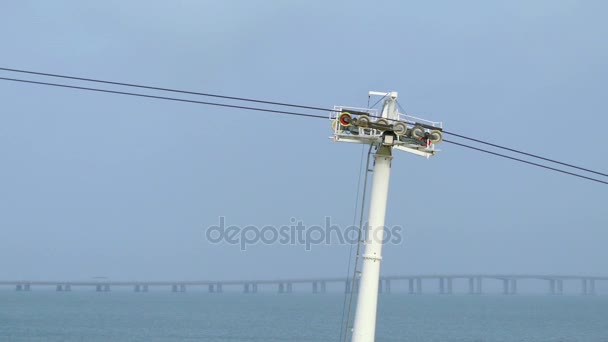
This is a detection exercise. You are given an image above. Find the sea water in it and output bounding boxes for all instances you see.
[1,291,607,341]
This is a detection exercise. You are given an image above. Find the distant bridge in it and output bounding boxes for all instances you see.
[1,275,606,295]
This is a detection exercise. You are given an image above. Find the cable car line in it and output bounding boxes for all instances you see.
[0,73,605,186]
[444,140,608,185]
[2,66,606,179]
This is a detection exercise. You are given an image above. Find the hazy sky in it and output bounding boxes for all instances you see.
[0,0,606,282]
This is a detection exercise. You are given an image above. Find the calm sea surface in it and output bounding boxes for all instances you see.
[1,292,607,341]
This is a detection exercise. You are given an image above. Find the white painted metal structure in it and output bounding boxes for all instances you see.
[330,91,442,342]
[330,92,442,158]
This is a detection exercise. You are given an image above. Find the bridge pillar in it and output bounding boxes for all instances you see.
[589,279,596,296]
[468,278,475,294]
[581,279,587,295]
[439,278,445,294]
[135,284,141,292]
[244,283,250,294]
[378,279,383,294]
[16,283,31,291]
[385,279,391,294]
[509,279,517,295]
[416,278,422,294]
[549,279,556,295]
[408,279,414,294]
[252,283,258,293]
[103,284,110,292]
[208,284,215,293]
[313,281,318,294]
[56,284,64,292]
[64,284,71,292]
[476,277,483,295]
[172,284,178,293]
[142,284,148,292]
[287,282,293,293]
[216,284,222,293]
[278,283,284,294]
[447,278,453,295]
[502,279,509,295]
[96,284,102,292]
[320,281,326,293]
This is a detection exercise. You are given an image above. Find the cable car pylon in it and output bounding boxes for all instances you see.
[331,91,443,342]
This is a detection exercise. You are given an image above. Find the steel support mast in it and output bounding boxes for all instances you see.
[351,143,392,342]
[330,91,443,342]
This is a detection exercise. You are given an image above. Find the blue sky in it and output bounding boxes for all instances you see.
[0,0,606,282]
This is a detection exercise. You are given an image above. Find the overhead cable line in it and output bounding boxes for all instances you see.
[0,67,334,113]
[2,66,606,178]
[0,77,327,121]
[0,73,605,186]
[442,131,608,178]
[396,99,607,178]
[443,140,608,185]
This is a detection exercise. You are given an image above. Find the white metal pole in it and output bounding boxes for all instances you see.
[351,144,393,342]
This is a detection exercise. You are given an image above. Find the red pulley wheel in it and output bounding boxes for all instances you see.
[338,113,352,126]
